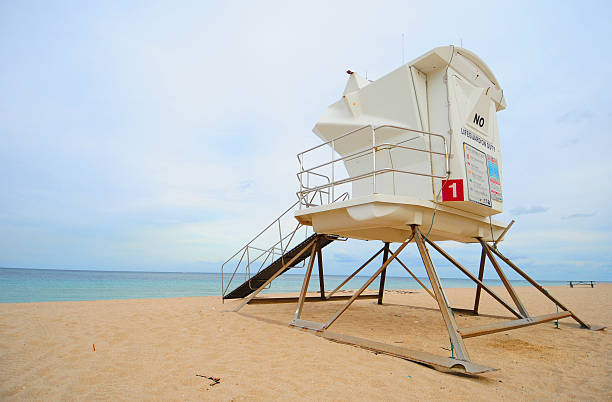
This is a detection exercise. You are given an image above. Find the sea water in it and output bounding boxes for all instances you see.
[0,267,570,303]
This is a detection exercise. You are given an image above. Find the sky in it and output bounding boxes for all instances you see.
[1,1,611,281]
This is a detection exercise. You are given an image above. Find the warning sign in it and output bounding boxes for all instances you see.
[487,155,503,202]
[463,143,492,207]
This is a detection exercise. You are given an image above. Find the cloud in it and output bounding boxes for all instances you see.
[510,206,549,216]
[563,212,597,220]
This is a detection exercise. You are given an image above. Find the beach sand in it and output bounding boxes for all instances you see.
[0,284,610,400]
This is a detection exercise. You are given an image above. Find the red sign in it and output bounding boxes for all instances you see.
[442,179,464,201]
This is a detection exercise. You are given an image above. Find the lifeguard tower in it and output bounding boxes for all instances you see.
[221,46,603,374]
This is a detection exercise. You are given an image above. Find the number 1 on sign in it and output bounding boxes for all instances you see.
[449,182,457,198]
[442,179,464,201]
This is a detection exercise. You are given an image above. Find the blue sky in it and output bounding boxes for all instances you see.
[1,1,611,281]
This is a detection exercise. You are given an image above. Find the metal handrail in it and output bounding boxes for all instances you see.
[303,170,330,183]
[221,206,300,297]
[222,200,298,265]
[248,222,303,274]
[296,124,449,209]
[222,226,303,298]
[300,167,447,197]
[298,142,447,178]
[221,189,323,299]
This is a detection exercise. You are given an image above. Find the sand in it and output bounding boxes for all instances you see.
[0,284,610,401]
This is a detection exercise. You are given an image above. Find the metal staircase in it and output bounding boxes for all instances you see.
[221,189,338,300]
[223,233,335,299]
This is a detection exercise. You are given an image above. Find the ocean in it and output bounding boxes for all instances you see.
[0,267,572,303]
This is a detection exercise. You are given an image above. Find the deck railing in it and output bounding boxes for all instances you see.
[296,124,450,208]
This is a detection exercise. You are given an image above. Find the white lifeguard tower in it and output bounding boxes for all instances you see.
[221,46,603,374]
[294,46,506,243]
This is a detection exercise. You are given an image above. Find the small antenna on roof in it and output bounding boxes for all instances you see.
[460,38,463,48]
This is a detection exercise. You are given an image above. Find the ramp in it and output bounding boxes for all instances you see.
[223,234,335,299]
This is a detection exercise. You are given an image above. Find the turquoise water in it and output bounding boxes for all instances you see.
[0,267,570,303]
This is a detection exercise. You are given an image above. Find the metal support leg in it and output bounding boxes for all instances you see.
[473,249,486,314]
[317,245,325,300]
[414,226,470,361]
[488,245,593,329]
[378,242,390,305]
[294,241,319,321]
[478,239,529,318]
[424,237,522,319]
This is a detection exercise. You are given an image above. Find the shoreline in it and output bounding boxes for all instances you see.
[2,267,599,303]
[0,283,605,305]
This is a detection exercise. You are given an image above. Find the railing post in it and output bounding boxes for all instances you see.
[298,154,303,209]
[331,140,335,203]
[278,220,283,262]
[246,246,250,281]
[371,126,376,194]
[443,137,450,175]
